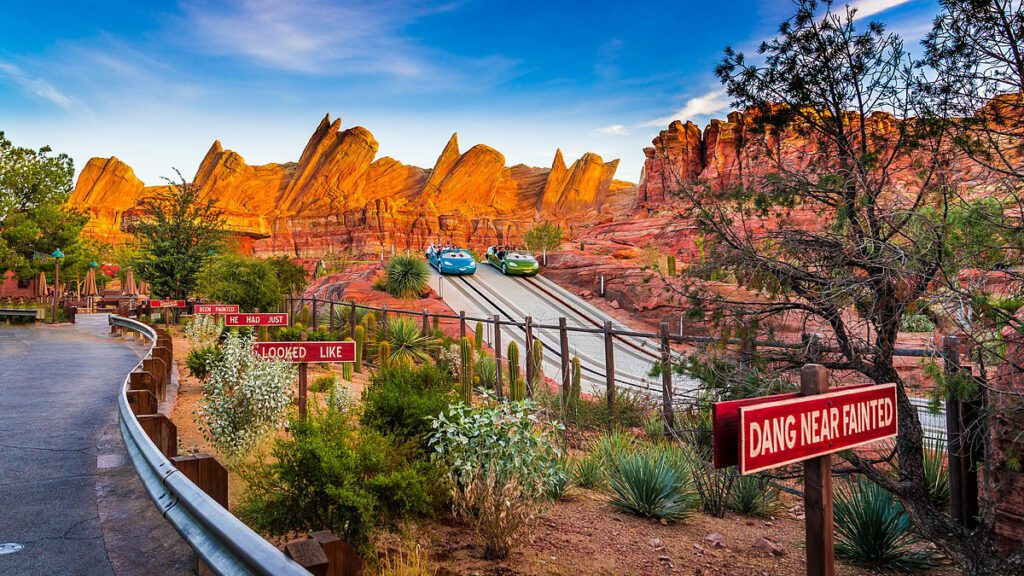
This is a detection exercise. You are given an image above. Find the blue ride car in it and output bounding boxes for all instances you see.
[425,246,477,275]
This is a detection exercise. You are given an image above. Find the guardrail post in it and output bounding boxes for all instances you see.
[559,317,570,402]
[311,530,364,576]
[494,314,503,398]
[944,335,978,529]
[525,316,535,396]
[604,320,616,421]
[659,322,674,436]
[285,537,329,576]
[137,414,178,457]
[127,390,158,416]
[459,311,466,339]
[130,371,158,399]
[172,454,228,508]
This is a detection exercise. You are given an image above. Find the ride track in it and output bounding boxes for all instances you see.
[429,263,947,442]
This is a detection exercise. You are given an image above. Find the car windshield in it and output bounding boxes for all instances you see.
[507,252,533,261]
[442,250,471,259]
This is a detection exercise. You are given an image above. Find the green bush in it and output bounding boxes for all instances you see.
[199,254,284,312]
[728,474,783,518]
[238,407,439,556]
[185,344,222,381]
[310,374,337,393]
[361,364,455,449]
[901,313,936,333]
[547,456,572,500]
[429,400,565,559]
[524,222,563,254]
[381,255,430,299]
[608,447,699,520]
[385,318,437,365]
[573,453,606,490]
[834,476,939,571]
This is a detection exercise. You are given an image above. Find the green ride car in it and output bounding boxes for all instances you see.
[485,246,540,276]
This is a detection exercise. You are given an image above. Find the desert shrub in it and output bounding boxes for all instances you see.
[573,453,606,490]
[382,255,430,299]
[677,411,732,517]
[328,383,357,418]
[901,313,936,333]
[436,343,461,381]
[386,318,438,365]
[591,431,636,474]
[196,332,294,461]
[184,313,221,348]
[523,222,563,254]
[608,447,699,520]
[379,542,437,576]
[547,456,572,500]
[429,400,566,559]
[185,344,222,381]
[644,413,664,443]
[310,374,336,393]
[834,476,939,571]
[550,387,656,431]
[199,254,283,312]
[361,364,455,448]
[728,474,783,518]
[238,407,439,556]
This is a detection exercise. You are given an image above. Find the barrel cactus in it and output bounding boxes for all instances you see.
[459,337,474,403]
[353,325,365,373]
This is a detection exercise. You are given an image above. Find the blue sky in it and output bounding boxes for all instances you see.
[0,0,939,185]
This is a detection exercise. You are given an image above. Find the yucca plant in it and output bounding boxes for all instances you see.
[728,474,783,518]
[643,413,664,443]
[386,318,436,365]
[474,354,497,390]
[573,453,606,489]
[591,431,635,475]
[609,449,699,520]
[922,436,949,509]
[382,255,430,299]
[834,476,939,571]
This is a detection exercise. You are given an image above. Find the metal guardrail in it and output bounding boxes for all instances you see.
[109,314,309,576]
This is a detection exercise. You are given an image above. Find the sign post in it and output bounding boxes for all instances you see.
[713,364,898,576]
[252,341,356,417]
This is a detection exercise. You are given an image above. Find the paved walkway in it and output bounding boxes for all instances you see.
[0,314,191,575]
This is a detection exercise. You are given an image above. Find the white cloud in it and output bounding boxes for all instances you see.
[593,124,629,136]
[0,61,73,108]
[846,0,913,21]
[641,89,731,128]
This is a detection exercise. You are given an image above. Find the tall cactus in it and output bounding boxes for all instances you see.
[667,254,677,277]
[378,341,391,368]
[508,341,526,401]
[474,321,484,351]
[570,355,581,401]
[298,304,311,326]
[362,312,377,340]
[531,338,544,386]
[459,337,474,403]
[353,325,365,373]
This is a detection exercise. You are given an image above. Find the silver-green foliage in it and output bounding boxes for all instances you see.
[184,313,222,348]
[197,332,295,461]
[608,445,699,520]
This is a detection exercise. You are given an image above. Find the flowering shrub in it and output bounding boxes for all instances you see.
[429,399,566,558]
[184,313,222,348]
[196,332,294,461]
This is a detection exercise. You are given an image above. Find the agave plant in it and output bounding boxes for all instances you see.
[386,318,437,365]
[922,436,949,509]
[382,255,430,299]
[573,453,606,490]
[591,431,636,475]
[608,448,699,520]
[834,476,939,571]
[728,474,783,518]
[474,354,498,389]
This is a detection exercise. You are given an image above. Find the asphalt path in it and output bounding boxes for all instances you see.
[0,314,189,575]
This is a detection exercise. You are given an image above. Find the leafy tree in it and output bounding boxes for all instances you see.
[0,132,91,278]
[131,171,226,298]
[199,254,282,312]
[678,1,1023,572]
[523,222,563,254]
[266,256,309,295]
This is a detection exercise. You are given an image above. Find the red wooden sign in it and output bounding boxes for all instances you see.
[252,341,356,363]
[150,299,186,308]
[194,304,239,314]
[712,383,873,469]
[736,383,898,474]
[224,313,288,327]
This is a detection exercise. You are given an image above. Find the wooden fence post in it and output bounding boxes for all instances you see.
[801,363,834,576]
[659,322,674,435]
[311,299,318,329]
[422,309,429,337]
[559,317,571,402]
[525,316,535,396]
[459,310,466,339]
[329,301,335,332]
[349,301,357,334]
[381,304,388,337]
[604,320,616,421]
[944,335,979,528]
[494,314,503,398]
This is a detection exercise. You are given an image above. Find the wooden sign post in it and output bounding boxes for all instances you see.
[150,299,186,326]
[712,364,898,576]
[252,341,356,417]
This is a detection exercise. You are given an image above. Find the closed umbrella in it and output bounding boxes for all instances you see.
[138,281,149,296]
[36,272,48,298]
[84,268,98,296]
[124,269,138,296]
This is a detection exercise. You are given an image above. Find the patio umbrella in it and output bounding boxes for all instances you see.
[84,268,98,297]
[124,269,138,296]
[138,280,150,296]
[36,272,49,297]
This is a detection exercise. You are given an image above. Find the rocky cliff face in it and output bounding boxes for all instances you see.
[70,114,635,254]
